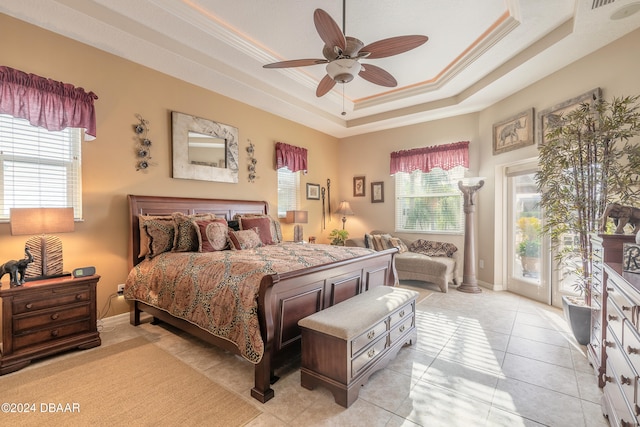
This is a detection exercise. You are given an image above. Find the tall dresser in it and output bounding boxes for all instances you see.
[590,234,638,425]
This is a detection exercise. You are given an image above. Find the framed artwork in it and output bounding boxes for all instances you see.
[537,88,601,146]
[306,183,320,200]
[371,182,384,203]
[353,176,366,197]
[492,108,534,155]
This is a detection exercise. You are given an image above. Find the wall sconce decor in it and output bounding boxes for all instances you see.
[10,207,75,280]
[286,210,308,243]
[134,114,153,171]
[247,140,257,182]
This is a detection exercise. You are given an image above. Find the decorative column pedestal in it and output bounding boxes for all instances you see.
[457,180,484,294]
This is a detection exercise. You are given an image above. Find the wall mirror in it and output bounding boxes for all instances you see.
[172,111,239,183]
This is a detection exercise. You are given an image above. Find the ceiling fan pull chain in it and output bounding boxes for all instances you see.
[342,85,346,116]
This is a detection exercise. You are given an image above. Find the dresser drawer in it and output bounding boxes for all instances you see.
[14,303,91,332]
[608,277,636,318]
[351,319,387,357]
[390,301,414,329]
[624,322,640,366]
[351,334,387,378]
[607,330,638,408]
[608,298,626,342]
[591,309,602,351]
[12,285,90,314]
[13,319,92,351]
[605,359,640,427]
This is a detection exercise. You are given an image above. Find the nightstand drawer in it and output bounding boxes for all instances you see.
[12,285,90,314]
[13,319,91,351]
[14,303,91,332]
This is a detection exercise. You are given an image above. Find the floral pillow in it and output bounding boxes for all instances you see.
[228,228,263,250]
[235,214,282,243]
[195,219,229,252]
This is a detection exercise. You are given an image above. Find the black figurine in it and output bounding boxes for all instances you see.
[0,247,34,287]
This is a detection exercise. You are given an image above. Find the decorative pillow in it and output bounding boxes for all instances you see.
[239,216,273,245]
[235,214,282,243]
[195,218,228,252]
[409,239,458,258]
[138,215,172,258]
[143,218,176,258]
[172,212,217,252]
[364,233,393,251]
[387,237,409,253]
[228,228,263,250]
[227,220,240,231]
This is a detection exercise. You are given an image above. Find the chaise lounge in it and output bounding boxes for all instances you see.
[346,230,461,293]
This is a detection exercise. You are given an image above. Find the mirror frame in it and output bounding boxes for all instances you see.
[171,111,239,183]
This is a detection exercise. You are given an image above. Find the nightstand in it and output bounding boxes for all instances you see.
[0,275,101,375]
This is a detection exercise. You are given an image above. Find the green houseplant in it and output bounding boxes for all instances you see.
[329,229,349,246]
[535,94,640,344]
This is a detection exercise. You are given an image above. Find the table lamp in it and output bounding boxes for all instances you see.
[335,201,354,230]
[10,207,75,279]
[286,210,308,243]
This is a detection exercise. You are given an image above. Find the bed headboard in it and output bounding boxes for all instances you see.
[128,194,269,269]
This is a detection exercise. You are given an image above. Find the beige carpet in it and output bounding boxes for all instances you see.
[2,337,261,426]
[398,280,435,302]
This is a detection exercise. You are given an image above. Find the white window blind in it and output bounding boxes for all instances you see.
[395,166,465,233]
[0,114,82,220]
[277,167,298,218]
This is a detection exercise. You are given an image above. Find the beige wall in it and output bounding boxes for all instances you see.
[341,27,640,291]
[0,14,340,326]
[2,10,640,330]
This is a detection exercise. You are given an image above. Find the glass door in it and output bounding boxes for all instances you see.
[506,166,551,304]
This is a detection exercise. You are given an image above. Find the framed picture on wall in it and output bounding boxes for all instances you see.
[371,182,384,203]
[492,108,534,155]
[353,176,365,197]
[537,88,601,146]
[306,183,320,200]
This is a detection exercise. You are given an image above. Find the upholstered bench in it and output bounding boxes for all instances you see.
[298,286,418,407]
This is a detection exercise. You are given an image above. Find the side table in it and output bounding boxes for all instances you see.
[0,274,101,375]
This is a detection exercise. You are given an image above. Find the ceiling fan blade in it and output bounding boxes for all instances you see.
[362,35,428,59]
[314,9,346,52]
[263,59,328,68]
[316,74,337,97]
[358,64,397,87]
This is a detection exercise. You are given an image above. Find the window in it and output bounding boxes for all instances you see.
[394,166,465,233]
[0,114,82,220]
[277,167,298,218]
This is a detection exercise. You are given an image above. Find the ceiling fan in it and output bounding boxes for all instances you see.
[263,4,428,98]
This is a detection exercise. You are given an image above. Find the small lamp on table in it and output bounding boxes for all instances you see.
[10,207,75,280]
[286,210,308,243]
[335,201,354,230]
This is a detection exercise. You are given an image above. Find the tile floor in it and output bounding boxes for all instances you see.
[96,281,609,426]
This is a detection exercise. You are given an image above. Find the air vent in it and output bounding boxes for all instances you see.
[592,0,615,9]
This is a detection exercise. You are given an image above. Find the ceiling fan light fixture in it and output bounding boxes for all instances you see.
[326,59,361,83]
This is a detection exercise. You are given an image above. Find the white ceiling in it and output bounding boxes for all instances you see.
[2,0,640,138]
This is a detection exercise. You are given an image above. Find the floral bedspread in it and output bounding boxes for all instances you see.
[124,243,375,363]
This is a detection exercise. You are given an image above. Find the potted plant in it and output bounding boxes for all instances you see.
[535,94,640,345]
[329,229,349,246]
[517,216,541,277]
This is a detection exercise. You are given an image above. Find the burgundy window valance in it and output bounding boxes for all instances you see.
[390,141,469,174]
[275,141,307,173]
[0,66,98,140]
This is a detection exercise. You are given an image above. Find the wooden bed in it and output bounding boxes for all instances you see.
[126,194,397,403]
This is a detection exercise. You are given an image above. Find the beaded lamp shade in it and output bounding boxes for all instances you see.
[10,207,75,279]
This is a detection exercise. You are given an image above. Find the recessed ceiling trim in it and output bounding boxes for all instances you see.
[353,11,518,111]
